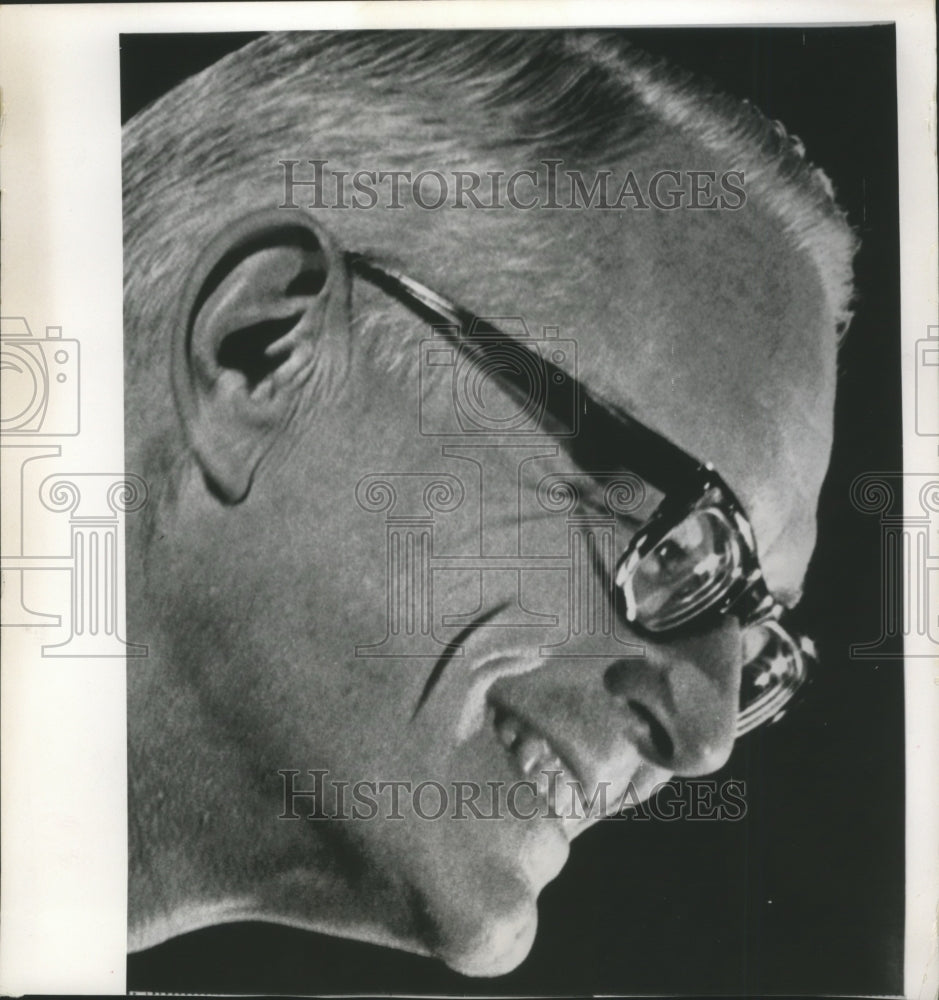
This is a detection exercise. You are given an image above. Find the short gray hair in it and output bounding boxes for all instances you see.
[123,30,857,473]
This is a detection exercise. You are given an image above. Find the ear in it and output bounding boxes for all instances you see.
[173,209,349,503]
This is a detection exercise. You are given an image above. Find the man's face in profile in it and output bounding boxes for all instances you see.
[125,33,850,975]
[138,180,836,975]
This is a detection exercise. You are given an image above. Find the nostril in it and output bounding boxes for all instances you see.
[627,699,674,765]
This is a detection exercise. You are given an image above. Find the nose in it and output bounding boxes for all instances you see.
[603,619,742,776]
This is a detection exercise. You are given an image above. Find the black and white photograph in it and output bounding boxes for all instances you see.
[1,4,937,998]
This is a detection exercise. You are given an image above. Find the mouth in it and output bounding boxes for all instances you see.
[489,701,582,818]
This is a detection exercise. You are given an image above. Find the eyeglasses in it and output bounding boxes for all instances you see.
[346,251,815,737]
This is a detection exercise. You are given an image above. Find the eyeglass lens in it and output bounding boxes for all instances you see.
[618,507,808,731]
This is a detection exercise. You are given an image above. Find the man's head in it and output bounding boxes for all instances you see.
[123,31,856,975]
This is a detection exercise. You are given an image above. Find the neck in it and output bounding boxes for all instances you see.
[127,666,234,949]
[126,658,401,954]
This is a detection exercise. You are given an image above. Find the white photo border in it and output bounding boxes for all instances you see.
[0,2,935,996]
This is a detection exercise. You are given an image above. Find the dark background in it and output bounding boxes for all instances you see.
[122,26,903,997]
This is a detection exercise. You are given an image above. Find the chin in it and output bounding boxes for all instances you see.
[405,860,543,978]
[437,901,539,977]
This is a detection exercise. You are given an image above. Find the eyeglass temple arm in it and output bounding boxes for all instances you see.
[346,251,702,496]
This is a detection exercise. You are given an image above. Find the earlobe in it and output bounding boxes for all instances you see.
[173,209,348,503]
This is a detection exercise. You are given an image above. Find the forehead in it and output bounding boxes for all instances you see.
[507,182,837,601]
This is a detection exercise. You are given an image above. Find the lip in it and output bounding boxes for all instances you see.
[485,685,666,828]
[448,649,618,799]
[486,697,582,781]
[442,648,653,826]
[486,695,590,812]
